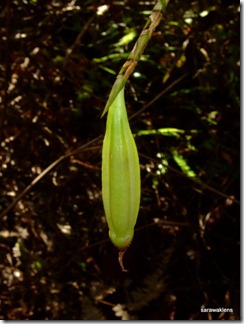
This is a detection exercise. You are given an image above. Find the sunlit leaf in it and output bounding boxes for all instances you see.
[34,261,42,270]
[172,150,197,178]
[114,28,137,47]
[137,128,185,137]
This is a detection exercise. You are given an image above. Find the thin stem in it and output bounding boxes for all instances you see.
[139,152,240,205]
[101,0,170,117]
[129,73,188,120]
[118,249,128,272]
[0,135,102,219]
[65,13,96,63]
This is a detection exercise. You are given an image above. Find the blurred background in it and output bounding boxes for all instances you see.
[0,0,240,320]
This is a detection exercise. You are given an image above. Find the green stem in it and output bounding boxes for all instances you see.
[101,0,170,117]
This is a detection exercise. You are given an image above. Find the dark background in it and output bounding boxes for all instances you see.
[0,0,240,320]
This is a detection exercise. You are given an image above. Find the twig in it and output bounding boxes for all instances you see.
[139,152,240,205]
[77,219,190,253]
[65,13,96,63]
[129,73,188,120]
[0,135,102,219]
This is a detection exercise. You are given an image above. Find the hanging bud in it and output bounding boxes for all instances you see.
[102,87,141,254]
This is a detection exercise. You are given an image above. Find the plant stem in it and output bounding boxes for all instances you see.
[101,0,170,117]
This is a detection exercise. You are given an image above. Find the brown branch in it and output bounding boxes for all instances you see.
[65,13,96,63]
[0,135,102,219]
[129,73,188,120]
[139,152,240,205]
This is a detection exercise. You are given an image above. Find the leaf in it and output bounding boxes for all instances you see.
[172,150,197,178]
[114,28,137,47]
[137,128,185,137]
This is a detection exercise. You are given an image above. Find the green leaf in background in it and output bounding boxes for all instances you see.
[93,53,128,63]
[172,150,197,178]
[114,28,137,47]
[137,127,184,137]
[34,261,42,270]
[137,128,198,137]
